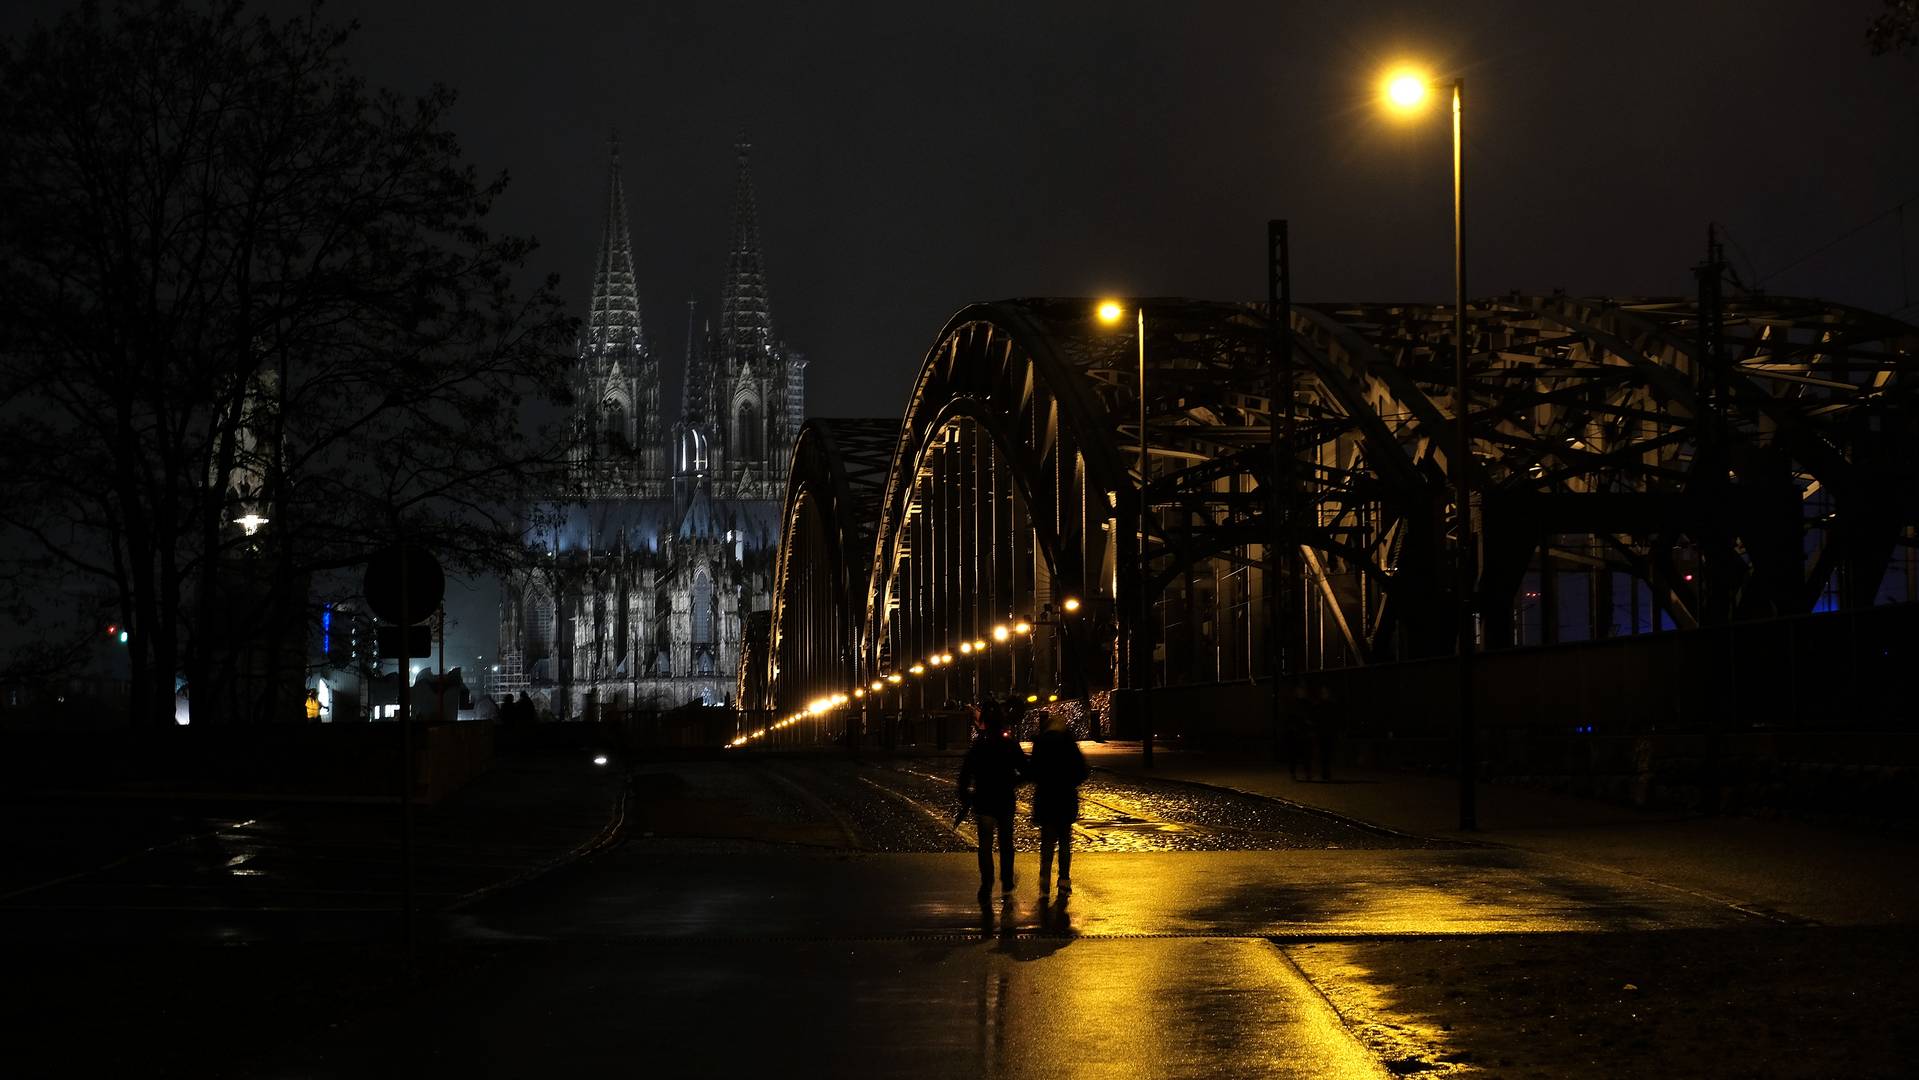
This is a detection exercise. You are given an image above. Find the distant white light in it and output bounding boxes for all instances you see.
[592,754,609,767]
[233,512,269,535]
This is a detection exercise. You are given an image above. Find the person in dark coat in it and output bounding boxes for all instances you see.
[1028,710,1090,895]
[957,698,1027,898]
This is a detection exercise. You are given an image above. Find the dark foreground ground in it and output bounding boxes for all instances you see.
[5,748,1917,1077]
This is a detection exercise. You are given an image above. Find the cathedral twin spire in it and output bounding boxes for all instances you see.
[580,133,793,497]
[587,136,644,357]
[718,137,774,359]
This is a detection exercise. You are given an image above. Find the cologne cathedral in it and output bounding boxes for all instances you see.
[496,140,803,717]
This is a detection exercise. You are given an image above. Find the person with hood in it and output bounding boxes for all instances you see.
[1028,710,1090,895]
[957,696,1027,898]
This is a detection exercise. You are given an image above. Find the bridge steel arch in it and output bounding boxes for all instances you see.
[740,418,896,744]
[738,295,1918,746]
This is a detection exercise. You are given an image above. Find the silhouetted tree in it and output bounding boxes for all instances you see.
[1870,0,1918,54]
[0,1,574,728]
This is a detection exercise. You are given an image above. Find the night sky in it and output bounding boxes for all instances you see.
[7,0,1916,667]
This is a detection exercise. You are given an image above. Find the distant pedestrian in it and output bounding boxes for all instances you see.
[304,688,322,723]
[514,691,535,725]
[1028,710,1089,895]
[957,698,1027,899]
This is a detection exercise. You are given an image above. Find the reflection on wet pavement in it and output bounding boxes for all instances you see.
[631,755,1452,855]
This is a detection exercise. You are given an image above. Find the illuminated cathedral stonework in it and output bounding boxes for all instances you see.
[498,140,803,716]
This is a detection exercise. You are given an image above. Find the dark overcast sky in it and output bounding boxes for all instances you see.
[7,0,1914,423]
[322,0,1919,424]
[7,0,1917,667]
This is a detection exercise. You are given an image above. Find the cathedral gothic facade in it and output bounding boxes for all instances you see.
[498,141,803,717]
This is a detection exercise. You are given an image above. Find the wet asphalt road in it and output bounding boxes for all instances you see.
[275,755,1771,1079]
[4,752,1792,1078]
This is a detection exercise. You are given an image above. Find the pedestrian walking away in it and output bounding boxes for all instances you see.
[957,698,1027,899]
[1028,709,1090,895]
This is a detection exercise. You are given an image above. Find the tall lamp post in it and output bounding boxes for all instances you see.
[1384,68,1476,830]
[1097,300,1154,768]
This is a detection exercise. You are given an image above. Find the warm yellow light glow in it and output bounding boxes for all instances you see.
[853,688,864,698]
[941,653,954,664]
[1062,596,1081,612]
[909,663,925,675]
[1047,694,1058,702]
[972,639,986,650]
[959,642,973,655]
[1096,300,1125,325]
[1025,694,1039,703]
[1383,69,1432,112]
[992,625,1010,642]
[871,681,884,692]
[887,673,903,684]
[1014,621,1031,635]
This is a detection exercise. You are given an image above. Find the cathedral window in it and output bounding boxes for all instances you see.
[733,401,761,462]
[603,399,628,452]
[692,569,715,645]
[529,587,554,661]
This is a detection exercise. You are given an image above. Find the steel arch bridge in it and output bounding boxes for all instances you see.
[738,295,1919,745]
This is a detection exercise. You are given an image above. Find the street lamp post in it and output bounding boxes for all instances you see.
[1097,300,1154,769]
[1385,68,1476,830]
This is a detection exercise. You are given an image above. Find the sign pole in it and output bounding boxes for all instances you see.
[397,543,416,966]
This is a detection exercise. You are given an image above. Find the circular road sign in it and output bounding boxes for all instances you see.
[363,543,445,624]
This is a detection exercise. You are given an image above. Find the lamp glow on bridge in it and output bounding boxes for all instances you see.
[1014,621,1031,635]
[972,638,986,650]
[1096,300,1125,325]
[909,663,925,675]
[940,652,953,664]
[887,673,902,684]
[1062,596,1081,613]
[959,642,973,655]
[992,625,1010,642]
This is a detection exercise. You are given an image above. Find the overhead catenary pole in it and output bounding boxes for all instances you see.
[1267,220,1293,767]
[1137,305,1153,769]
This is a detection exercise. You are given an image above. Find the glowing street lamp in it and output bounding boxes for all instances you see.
[959,642,973,655]
[1380,62,1477,831]
[992,624,1010,643]
[1062,596,1081,613]
[1383,69,1430,111]
[233,512,269,536]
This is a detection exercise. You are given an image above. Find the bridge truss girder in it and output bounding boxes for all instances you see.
[747,295,1918,730]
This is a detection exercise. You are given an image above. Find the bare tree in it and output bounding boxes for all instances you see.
[1871,0,1918,55]
[0,0,574,727]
